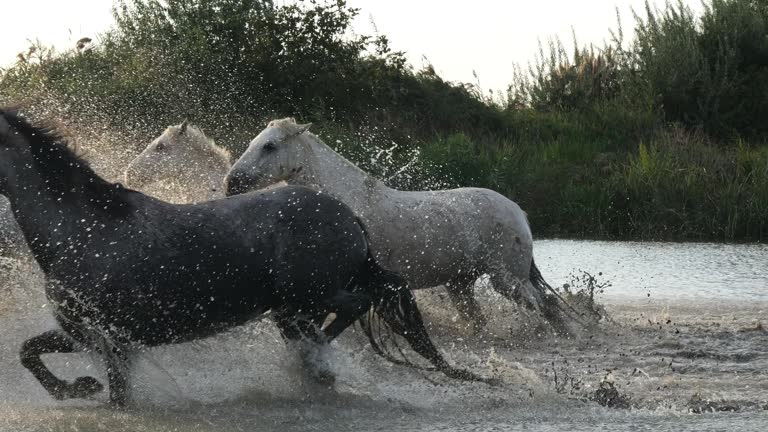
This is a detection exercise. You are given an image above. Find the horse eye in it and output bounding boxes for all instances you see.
[263,142,276,152]
[155,142,165,151]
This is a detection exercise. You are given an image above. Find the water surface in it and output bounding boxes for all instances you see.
[0,240,766,432]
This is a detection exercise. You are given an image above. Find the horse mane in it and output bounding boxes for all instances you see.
[265,116,375,178]
[166,123,231,164]
[267,117,310,137]
[0,108,132,216]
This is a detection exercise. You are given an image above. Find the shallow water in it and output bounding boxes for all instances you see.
[535,240,768,303]
[0,240,766,432]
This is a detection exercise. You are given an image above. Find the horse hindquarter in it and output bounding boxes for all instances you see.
[365,188,531,289]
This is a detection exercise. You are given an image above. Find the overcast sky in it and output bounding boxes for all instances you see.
[1,0,704,92]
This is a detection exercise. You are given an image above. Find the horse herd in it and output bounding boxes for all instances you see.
[0,108,573,407]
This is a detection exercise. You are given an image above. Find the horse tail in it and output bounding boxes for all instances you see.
[357,251,487,382]
[355,249,436,368]
[352,216,487,382]
[352,216,416,366]
[529,258,552,297]
[530,258,590,331]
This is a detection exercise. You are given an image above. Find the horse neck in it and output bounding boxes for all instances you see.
[5,169,121,271]
[305,140,393,214]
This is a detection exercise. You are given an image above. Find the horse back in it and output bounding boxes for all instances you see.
[47,185,370,345]
[359,186,532,285]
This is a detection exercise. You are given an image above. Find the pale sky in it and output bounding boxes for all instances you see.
[1,0,704,92]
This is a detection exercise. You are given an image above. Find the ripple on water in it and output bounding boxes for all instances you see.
[535,240,768,303]
[1,236,767,431]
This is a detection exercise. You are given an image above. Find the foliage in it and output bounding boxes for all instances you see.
[427,125,768,240]
[2,0,767,241]
[509,36,622,112]
[510,0,768,138]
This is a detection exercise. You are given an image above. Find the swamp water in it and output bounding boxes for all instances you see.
[0,136,765,431]
[0,240,765,431]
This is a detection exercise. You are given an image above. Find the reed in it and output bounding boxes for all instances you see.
[2,0,766,241]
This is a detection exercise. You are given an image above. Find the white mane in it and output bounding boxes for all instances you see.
[267,117,311,138]
[166,123,231,163]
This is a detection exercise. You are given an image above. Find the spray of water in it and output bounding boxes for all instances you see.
[1,101,766,430]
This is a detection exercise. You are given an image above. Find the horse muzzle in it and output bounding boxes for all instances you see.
[224,171,251,196]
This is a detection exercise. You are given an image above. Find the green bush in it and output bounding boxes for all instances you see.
[626,0,768,137]
[508,36,623,112]
[509,0,768,138]
[2,0,767,241]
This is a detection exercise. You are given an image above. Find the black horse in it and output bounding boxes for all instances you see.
[0,109,481,406]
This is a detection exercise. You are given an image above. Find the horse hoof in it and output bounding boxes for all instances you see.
[444,367,495,384]
[445,368,471,380]
[51,376,103,400]
[70,376,104,398]
[309,369,336,386]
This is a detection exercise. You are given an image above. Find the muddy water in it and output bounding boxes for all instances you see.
[0,239,766,432]
[0,129,765,431]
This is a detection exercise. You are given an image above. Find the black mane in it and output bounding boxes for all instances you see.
[0,108,131,216]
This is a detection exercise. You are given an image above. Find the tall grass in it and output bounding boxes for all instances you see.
[1,0,767,241]
[423,127,768,240]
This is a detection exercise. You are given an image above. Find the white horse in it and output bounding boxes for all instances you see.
[124,121,231,203]
[225,118,566,332]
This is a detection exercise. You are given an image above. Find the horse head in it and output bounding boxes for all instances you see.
[225,117,312,196]
[124,122,230,190]
[0,109,78,198]
[0,107,130,215]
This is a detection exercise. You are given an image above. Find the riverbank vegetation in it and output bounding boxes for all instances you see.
[2,0,766,241]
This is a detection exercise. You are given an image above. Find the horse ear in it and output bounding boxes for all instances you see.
[179,120,189,135]
[297,123,312,134]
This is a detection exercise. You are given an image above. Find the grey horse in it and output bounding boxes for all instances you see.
[0,109,483,406]
[124,121,232,203]
[226,118,569,333]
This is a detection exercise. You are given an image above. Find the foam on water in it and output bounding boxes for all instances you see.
[1,244,766,432]
[0,126,766,431]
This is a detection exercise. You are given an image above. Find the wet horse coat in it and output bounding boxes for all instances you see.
[226,119,564,331]
[0,109,480,406]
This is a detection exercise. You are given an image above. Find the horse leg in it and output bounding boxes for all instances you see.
[20,330,104,400]
[445,277,487,333]
[104,344,130,406]
[375,286,492,383]
[273,310,335,384]
[322,290,373,341]
[487,242,543,313]
[492,270,547,314]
